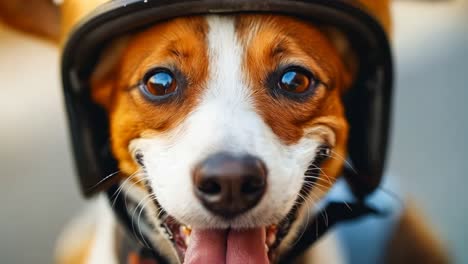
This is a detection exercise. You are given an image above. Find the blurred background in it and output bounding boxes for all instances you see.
[0,1,467,263]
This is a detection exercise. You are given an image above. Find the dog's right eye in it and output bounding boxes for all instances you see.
[140,69,177,100]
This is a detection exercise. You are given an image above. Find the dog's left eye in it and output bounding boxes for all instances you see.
[140,69,177,99]
[278,68,316,94]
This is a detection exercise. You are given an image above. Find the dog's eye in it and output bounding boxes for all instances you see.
[141,70,177,99]
[278,68,316,94]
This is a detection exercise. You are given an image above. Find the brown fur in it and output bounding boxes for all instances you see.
[0,0,60,42]
[385,203,451,264]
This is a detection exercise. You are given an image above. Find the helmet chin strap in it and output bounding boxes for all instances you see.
[106,181,385,264]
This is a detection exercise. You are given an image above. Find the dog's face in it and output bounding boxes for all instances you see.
[92,14,351,263]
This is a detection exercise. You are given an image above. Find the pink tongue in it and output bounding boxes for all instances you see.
[226,228,269,264]
[184,228,268,264]
[184,229,227,264]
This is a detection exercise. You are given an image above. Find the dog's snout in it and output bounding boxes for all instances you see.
[192,153,267,218]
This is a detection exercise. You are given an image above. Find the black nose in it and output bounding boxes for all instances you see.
[192,153,267,218]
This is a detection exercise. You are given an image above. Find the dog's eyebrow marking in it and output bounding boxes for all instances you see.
[169,48,183,58]
[271,40,287,58]
[167,40,189,59]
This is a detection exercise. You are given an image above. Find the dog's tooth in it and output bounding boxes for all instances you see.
[179,225,191,245]
[267,231,276,246]
[266,225,277,246]
[265,244,269,253]
[181,225,192,236]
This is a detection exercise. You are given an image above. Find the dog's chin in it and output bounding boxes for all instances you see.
[154,199,305,264]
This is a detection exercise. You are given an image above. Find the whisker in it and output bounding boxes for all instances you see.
[307,191,330,228]
[123,176,149,211]
[328,150,357,174]
[344,201,352,211]
[307,186,354,214]
[136,193,157,248]
[305,165,333,184]
[87,170,120,191]
[111,170,144,207]
[323,209,329,227]
[131,194,155,248]
[155,205,166,220]
[304,173,331,185]
[302,182,329,195]
[110,169,143,199]
[111,176,147,208]
[303,177,332,190]
[289,192,315,247]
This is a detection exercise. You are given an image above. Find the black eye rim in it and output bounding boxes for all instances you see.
[139,67,182,103]
[268,65,321,101]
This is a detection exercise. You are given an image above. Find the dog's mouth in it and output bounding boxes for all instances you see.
[137,145,331,263]
[157,209,297,263]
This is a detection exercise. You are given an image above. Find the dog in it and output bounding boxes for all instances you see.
[0,1,449,263]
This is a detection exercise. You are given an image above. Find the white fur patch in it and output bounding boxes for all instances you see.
[129,15,324,230]
[87,196,118,264]
[305,231,345,264]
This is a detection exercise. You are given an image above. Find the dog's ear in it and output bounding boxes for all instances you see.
[90,38,130,110]
[0,0,110,43]
[0,0,60,42]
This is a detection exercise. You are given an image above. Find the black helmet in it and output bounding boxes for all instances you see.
[60,0,393,199]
